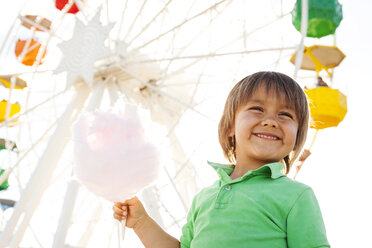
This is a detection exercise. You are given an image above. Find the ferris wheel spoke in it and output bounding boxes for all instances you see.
[162,61,207,139]
[0,88,68,128]
[47,161,74,189]
[26,224,44,248]
[127,0,173,45]
[130,0,229,52]
[228,11,292,50]
[0,119,58,188]
[117,64,215,121]
[173,142,201,180]
[74,202,103,247]
[156,0,203,61]
[155,0,233,87]
[128,46,297,64]
[114,0,129,42]
[123,0,148,42]
[158,11,292,80]
[154,186,183,229]
[157,80,226,87]
[162,166,189,213]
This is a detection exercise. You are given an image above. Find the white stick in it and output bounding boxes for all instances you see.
[121,217,127,240]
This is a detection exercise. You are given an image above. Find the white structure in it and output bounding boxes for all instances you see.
[0,1,315,247]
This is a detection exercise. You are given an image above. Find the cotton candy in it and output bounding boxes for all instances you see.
[72,105,160,202]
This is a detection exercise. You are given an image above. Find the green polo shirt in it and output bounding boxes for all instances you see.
[180,162,330,248]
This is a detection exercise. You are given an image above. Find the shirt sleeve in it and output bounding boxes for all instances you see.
[179,198,196,248]
[287,188,330,248]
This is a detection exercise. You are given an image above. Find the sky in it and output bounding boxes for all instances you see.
[0,0,372,247]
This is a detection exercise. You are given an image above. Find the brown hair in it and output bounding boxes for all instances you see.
[218,71,309,174]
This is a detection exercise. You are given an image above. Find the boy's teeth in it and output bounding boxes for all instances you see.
[256,134,278,140]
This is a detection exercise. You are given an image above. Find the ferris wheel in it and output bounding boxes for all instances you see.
[0,0,345,247]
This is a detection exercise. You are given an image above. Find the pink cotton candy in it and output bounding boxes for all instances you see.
[72,105,160,202]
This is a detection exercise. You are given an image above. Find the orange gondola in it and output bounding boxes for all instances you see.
[14,39,46,66]
[20,15,51,31]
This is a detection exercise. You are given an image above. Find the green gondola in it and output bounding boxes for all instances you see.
[0,138,17,151]
[292,0,343,38]
[0,169,9,190]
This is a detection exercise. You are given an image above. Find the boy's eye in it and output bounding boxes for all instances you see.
[279,112,293,119]
[249,106,263,112]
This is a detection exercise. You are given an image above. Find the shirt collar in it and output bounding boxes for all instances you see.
[207,161,285,181]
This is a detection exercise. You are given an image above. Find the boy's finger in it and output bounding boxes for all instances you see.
[112,205,124,214]
[124,196,139,205]
[113,213,123,221]
[114,202,124,207]
[114,214,126,221]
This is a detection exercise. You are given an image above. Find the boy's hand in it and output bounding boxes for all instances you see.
[113,196,149,229]
[113,196,180,247]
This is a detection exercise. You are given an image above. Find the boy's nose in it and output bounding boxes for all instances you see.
[261,117,278,128]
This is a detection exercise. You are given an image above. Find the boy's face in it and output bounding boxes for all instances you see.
[230,86,298,167]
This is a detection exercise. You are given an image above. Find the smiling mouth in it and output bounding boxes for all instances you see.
[254,133,280,140]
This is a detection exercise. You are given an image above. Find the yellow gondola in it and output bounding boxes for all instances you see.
[0,75,27,89]
[305,87,347,129]
[290,45,345,76]
[0,100,21,125]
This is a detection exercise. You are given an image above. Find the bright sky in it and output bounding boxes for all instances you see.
[0,0,371,247]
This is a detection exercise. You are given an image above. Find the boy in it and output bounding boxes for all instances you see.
[113,71,330,248]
